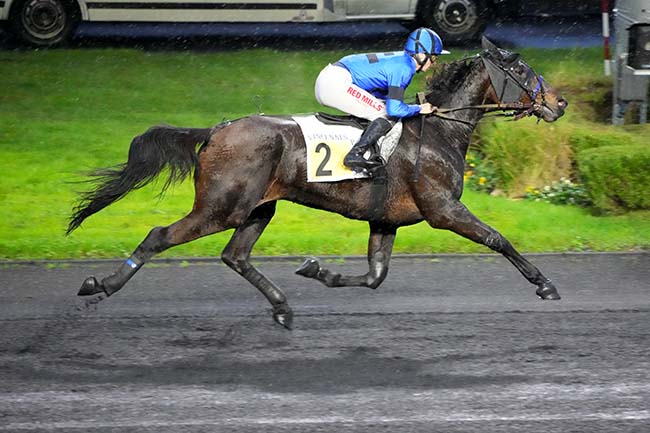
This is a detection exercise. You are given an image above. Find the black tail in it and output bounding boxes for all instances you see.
[67,125,213,234]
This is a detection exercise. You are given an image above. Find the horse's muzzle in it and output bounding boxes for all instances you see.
[539,97,568,122]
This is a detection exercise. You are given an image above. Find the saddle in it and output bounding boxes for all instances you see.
[314,112,382,157]
[315,112,370,130]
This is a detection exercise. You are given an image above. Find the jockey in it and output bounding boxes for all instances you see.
[314,28,450,171]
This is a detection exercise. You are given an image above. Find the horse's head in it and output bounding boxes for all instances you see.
[480,37,567,122]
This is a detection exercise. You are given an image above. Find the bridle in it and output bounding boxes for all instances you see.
[481,52,547,120]
[412,53,548,181]
[425,53,549,125]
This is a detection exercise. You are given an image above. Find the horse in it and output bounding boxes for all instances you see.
[67,38,567,329]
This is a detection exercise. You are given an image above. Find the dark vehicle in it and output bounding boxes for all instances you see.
[0,0,605,48]
[417,0,605,44]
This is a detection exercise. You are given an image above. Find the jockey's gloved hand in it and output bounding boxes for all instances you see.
[419,103,438,114]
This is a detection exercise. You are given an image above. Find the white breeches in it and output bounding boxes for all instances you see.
[314,63,388,121]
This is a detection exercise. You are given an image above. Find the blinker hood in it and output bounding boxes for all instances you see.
[482,56,526,104]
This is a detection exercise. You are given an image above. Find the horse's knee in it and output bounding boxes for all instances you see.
[484,232,510,252]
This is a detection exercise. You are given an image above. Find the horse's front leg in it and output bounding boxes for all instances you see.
[296,222,396,289]
[420,192,560,300]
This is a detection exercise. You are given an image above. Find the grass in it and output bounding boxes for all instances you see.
[1,47,648,260]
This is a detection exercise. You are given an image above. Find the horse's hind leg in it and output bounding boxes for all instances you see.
[220,201,293,329]
[78,200,291,330]
[296,222,396,289]
[78,209,227,298]
[422,197,560,300]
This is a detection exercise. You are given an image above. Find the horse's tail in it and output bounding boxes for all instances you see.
[67,125,214,234]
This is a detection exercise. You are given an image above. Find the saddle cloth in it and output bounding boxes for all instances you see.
[292,114,402,182]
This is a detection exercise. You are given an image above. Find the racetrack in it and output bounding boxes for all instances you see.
[1,253,648,432]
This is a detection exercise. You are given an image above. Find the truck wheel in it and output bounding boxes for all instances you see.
[419,0,488,44]
[9,0,79,47]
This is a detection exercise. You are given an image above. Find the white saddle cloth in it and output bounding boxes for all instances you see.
[292,114,402,182]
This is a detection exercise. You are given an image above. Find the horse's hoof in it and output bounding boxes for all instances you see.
[272,306,294,330]
[295,258,320,278]
[536,282,561,300]
[78,276,105,296]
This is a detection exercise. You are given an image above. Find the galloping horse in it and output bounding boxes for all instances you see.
[68,39,567,329]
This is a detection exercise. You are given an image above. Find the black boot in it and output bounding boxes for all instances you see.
[344,118,393,171]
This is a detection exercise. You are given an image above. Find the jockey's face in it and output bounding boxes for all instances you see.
[413,53,437,72]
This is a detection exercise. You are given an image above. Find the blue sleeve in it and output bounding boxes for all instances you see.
[385,66,419,118]
[386,99,421,118]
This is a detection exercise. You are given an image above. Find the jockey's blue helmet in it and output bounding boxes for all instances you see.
[405,28,450,57]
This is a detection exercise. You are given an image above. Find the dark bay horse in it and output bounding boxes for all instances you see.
[68,39,567,329]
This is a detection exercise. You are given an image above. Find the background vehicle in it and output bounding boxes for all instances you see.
[0,0,605,48]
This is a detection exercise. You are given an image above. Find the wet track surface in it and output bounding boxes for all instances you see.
[1,253,649,432]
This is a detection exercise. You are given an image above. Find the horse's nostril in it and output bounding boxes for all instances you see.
[558,98,568,109]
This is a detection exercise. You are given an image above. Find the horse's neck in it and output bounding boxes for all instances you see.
[433,61,490,156]
[450,62,490,123]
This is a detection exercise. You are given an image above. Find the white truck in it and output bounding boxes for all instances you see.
[0,0,603,47]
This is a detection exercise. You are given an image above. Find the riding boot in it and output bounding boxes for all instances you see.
[344,117,393,171]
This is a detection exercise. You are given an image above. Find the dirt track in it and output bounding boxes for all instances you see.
[1,253,649,432]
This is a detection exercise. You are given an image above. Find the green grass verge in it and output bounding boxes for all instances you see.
[1,48,648,260]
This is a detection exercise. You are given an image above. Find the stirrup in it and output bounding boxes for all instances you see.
[344,155,383,171]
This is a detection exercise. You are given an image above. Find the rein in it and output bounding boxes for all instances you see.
[411,92,428,182]
[429,102,535,125]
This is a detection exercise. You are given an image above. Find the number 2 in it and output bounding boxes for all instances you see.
[315,143,333,176]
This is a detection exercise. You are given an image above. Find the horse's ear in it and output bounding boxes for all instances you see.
[481,36,499,53]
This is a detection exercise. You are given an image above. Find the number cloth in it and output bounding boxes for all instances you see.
[293,115,367,182]
[292,115,403,182]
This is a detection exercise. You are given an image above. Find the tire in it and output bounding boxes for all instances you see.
[9,0,79,47]
[418,0,488,44]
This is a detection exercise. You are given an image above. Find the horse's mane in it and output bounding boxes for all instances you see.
[425,56,479,103]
